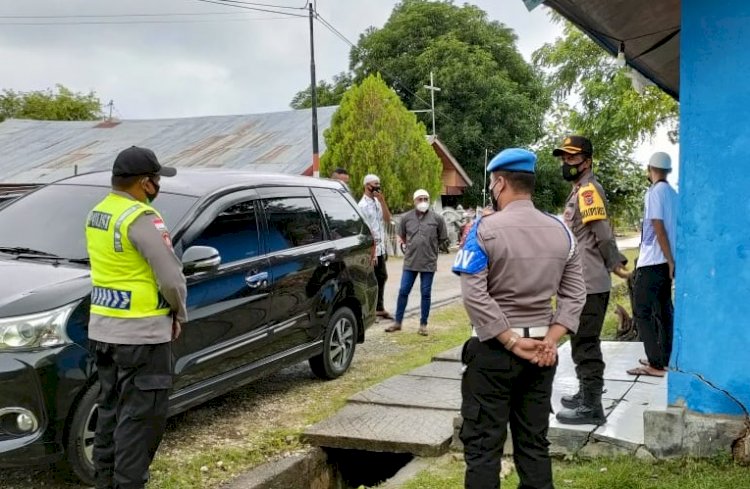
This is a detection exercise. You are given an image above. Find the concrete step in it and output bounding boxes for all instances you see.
[349,374,461,411]
[302,403,456,456]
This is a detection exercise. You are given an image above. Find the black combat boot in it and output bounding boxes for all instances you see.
[556,390,606,425]
[560,390,582,409]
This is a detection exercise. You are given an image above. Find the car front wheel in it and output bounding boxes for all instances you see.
[309,306,357,379]
[63,382,98,486]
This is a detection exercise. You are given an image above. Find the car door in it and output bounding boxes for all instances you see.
[310,186,376,310]
[172,191,272,390]
[258,186,333,353]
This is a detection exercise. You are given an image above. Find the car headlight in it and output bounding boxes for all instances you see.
[0,303,77,350]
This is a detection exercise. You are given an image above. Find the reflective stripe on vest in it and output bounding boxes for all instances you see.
[86,193,171,319]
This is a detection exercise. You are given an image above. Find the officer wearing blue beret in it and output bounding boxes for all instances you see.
[453,148,586,489]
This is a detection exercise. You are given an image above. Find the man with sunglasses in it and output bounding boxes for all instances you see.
[85,146,187,489]
[554,136,627,426]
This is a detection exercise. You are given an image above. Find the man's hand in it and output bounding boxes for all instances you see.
[668,260,675,280]
[534,339,558,367]
[172,318,182,340]
[510,338,547,362]
[613,265,631,280]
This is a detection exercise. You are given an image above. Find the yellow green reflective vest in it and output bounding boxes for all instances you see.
[85,193,171,319]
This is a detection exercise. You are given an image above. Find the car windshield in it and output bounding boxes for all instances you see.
[0,184,198,260]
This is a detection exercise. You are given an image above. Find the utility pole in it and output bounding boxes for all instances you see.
[107,100,114,120]
[308,1,320,178]
[482,148,488,208]
[423,71,441,137]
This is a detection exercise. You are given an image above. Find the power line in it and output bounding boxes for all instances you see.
[0,17,302,26]
[0,11,287,19]
[193,0,308,17]
[210,0,308,10]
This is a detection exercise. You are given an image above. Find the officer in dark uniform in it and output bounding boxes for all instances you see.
[86,147,187,489]
[553,136,626,425]
[453,148,586,489]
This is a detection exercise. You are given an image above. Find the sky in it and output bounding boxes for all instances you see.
[0,0,678,183]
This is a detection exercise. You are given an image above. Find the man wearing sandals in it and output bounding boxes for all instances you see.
[385,189,448,336]
[626,152,678,378]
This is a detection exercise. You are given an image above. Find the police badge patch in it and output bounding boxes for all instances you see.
[577,183,607,224]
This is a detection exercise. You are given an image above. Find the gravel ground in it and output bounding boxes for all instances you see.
[1,311,451,489]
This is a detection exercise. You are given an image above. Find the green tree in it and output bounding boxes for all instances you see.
[293,0,550,206]
[533,18,679,223]
[0,84,102,122]
[321,74,441,211]
[290,72,352,109]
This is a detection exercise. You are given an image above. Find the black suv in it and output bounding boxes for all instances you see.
[0,170,377,484]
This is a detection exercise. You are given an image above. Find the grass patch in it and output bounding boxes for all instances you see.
[146,305,471,488]
[400,455,749,489]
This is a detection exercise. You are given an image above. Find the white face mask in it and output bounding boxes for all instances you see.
[416,202,429,213]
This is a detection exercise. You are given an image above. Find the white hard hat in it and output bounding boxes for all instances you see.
[649,152,672,171]
[413,189,429,200]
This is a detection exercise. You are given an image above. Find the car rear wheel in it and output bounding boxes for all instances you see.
[309,306,357,379]
[63,382,98,486]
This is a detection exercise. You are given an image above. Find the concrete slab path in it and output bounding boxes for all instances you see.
[304,340,667,459]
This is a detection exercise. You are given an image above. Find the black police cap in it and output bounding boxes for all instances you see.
[112,146,177,177]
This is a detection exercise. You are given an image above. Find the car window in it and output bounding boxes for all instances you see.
[191,200,261,263]
[263,196,324,252]
[311,187,362,239]
[0,184,197,260]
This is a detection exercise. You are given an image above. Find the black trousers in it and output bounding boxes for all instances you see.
[374,254,388,311]
[460,337,556,489]
[91,341,173,489]
[633,264,673,370]
[570,292,609,398]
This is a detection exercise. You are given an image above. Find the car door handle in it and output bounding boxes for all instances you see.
[319,252,337,266]
[245,271,269,288]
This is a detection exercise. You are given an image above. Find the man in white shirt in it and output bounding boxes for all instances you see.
[358,174,394,319]
[627,152,678,378]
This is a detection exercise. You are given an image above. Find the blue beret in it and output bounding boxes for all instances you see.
[487,148,537,173]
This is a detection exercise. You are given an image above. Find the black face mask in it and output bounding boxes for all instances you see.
[489,180,501,211]
[562,162,586,182]
[145,177,160,203]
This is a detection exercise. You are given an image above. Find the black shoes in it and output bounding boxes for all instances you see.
[556,400,606,425]
[557,391,606,425]
[560,391,582,409]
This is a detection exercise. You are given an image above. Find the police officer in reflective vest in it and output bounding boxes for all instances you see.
[86,146,187,489]
[454,148,586,489]
[553,136,627,425]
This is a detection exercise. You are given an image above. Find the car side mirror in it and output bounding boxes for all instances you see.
[182,246,221,274]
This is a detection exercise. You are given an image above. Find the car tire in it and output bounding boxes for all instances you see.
[63,382,98,487]
[309,306,357,379]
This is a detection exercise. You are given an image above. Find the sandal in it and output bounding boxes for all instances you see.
[626,366,666,377]
[384,324,402,333]
[376,310,394,320]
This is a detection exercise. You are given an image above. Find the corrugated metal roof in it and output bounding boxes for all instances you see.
[0,106,337,183]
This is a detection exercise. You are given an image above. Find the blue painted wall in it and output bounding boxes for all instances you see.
[670,0,750,415]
